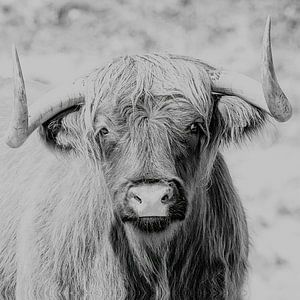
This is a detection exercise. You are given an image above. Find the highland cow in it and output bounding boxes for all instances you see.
[0,18,292,300]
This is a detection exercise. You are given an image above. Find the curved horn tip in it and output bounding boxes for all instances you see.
[262,16,293,122]
[12,44,22,72]
[7,44,29,148]
[12,44,17,57]
[265,16,271,30]
[263,16,272,51]
[263,17,272,56]
[12,44,24,81]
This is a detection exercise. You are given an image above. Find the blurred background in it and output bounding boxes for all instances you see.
[0,0,299,299]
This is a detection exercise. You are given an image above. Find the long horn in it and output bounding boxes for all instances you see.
[261,16,292,122]
[6,45,29,148]
[209,17,292,122]
[6,48,86,148]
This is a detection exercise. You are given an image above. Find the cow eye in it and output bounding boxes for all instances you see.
[99,127,109,136]
[190,123,199,134]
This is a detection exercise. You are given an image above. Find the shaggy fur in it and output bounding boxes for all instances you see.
[0,54,267,299]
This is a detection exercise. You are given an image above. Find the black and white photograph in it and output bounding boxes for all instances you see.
[0,0,299,299]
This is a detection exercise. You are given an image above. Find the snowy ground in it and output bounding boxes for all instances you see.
[0,1,299,299]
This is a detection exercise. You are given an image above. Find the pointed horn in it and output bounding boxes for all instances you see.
[261,16,292,122]
[6,49,86,148]
[209,17,292,122]
[6,45,29,148]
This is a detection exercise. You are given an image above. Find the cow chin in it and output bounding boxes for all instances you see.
[124,215,185,234]
[123,216,184,248]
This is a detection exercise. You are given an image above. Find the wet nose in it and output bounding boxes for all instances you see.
[127,183,174,217]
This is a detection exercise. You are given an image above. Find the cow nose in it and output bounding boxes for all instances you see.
[127,183,174,217]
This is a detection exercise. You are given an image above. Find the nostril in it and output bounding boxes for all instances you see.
[133,194,142,204]
[127,190,143,204]
[161,194,170,204]
[161,187,173,204]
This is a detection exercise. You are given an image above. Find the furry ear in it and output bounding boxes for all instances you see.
[38,106,83,151]
[216,95,268,144]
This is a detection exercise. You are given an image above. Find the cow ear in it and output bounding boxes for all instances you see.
[216,95,268,143]
[38,106,82,151]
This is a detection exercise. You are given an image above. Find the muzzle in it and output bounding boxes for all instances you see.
[121,179,187,233]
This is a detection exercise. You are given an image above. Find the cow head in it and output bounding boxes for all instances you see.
[5,18,292,238]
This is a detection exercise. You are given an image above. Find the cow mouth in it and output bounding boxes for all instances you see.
[121,200,187,233]
[129,216,172,233]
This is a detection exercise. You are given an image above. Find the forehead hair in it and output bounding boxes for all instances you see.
[83,54,212,131]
